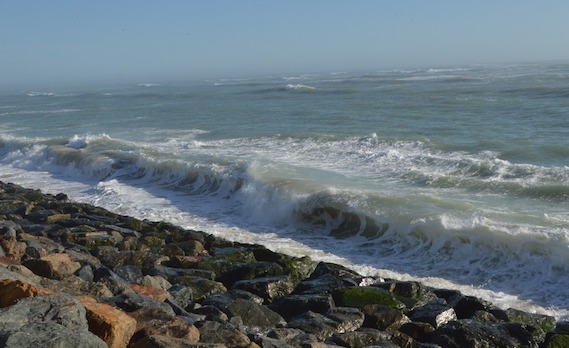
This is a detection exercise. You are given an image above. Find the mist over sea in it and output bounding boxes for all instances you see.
[1,62,568,318]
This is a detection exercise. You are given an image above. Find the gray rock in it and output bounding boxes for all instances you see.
[431,319,518,348]
[398,321,436,343]
[202,289,264,309]
[287,311,340,341]
[326,307,365,333]
[168,284,194,309]
[232,275,295,301]
[148,264,216,281]
[114,264,144,283]
[225,298,286,328]
[270,294,335,320]
[2,321,107,348]
[0,294,107,348]
[361,304,411,330]
[331,328,402,348]
[195,320,251,347]
[130,334,226,348]
[408,299,457,328]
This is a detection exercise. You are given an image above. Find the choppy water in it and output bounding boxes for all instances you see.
[1,62,569,318]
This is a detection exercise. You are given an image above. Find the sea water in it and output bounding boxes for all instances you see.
[1,62,569,318]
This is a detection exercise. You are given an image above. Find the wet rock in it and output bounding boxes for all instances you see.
[309,261,362,282]
[79,296,138,348]
[506,307,556,335]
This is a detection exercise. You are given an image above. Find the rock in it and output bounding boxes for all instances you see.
[408,298,457,328]
[76,264,95,282]
[130,283,172,302]
[361,304,411,330]
[326,307,365,333]
[232,275,296,302]
[287,311,346,341]
[217,261,284,287]
[431,319,518,348]
[506,307,556,334]
[270,294,335,320]
[174,276,227,301]
[100,250,169,269]
[40,274,114,297]
[398,321,436,343]
[128,307,200,346]
[333,286,405,310]
[139,274,172,290]
[148,264,216,281]
[308,262,362,282]
[22,252,81,279]
[108,291,175,316]
[1,321,108,348]
[0,294,106,347]
[168,284,194,310]
[293,273,346,295]
[497,322,544,348]
[80,296,138,348]
[114,264,144,283]
[195,320,251,347]
[0,279,53,307]
[330,328,402,348]
[130,334,225,348]
[225,298,286,328]
[202,289,264,309]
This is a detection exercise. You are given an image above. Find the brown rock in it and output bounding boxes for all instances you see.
[0,236,26,258]
[46,213,71,223]
[0,279,54,307]
[23,252,81,278]
[130,284,172,302]
[129,307,200,345]
[79,296,137,348]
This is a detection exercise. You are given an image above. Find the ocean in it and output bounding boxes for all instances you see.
[1,62,568,319]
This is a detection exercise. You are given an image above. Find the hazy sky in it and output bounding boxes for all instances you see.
[1,1,568,88]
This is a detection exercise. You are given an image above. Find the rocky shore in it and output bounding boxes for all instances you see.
[0,180,567,348]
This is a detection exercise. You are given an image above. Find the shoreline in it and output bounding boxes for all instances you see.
[0,180,567,347]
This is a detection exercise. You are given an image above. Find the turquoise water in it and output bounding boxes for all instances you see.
[1,62,569,317]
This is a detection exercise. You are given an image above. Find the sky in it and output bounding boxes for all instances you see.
[1,1,569,88]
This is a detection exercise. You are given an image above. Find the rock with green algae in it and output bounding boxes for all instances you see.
[174,275,227,301]
[544,333,569,348]
[333,286,405,310]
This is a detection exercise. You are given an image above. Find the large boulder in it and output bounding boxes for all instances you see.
[0,294,107,348]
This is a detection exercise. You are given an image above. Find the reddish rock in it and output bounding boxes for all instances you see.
[130,284,172,302]
[0,279,54,307]
[79,296,137,348]
[22,252,81,278]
